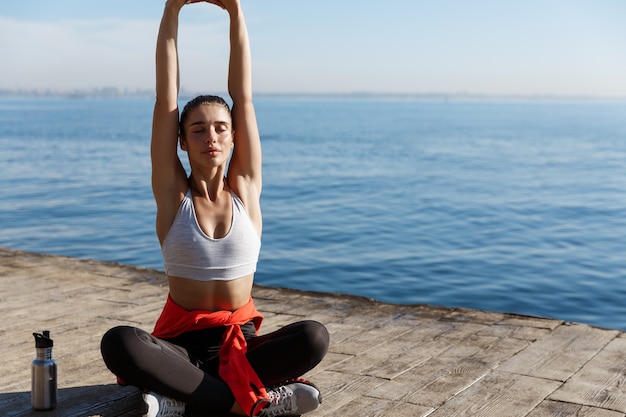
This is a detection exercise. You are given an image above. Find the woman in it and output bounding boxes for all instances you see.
[100,1,329,416]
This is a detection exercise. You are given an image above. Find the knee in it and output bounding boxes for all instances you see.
[100,325,139,374]
[101,325,135,356]
[300,320,330,363]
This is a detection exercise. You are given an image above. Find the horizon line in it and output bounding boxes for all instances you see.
[1,87,625,102]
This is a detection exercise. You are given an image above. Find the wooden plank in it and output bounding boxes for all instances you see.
[496,317,562,331]
[426,371,562,417]
[368,334,528,407]
[320,319,388,350]
[326,322,415,356]
[476,322,553,341]
[498,324,619,381]
[1,384,139,417]
[381,402,433,417]
[439,308,511,326]
[527,400,626,417]
[319,395,398,417]
[306,370,388,417]
[328,334,434,380]
[549,338,626,413]
[368,356,491,406]
[303,352,353,378]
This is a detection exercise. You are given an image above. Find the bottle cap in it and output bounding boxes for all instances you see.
[33,331,54,348]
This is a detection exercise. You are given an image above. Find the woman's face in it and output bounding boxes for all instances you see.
[181,104,234,167]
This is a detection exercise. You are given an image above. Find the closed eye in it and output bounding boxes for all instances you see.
[215,122,230,133]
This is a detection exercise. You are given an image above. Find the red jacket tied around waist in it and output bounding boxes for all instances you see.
[152,295,266,414]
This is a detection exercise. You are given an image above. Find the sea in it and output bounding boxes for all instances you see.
[1,95,625,330]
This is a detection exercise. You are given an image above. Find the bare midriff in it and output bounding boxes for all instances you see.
[167,273,255,312]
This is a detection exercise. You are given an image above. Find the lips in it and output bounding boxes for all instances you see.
[203,147,220,155]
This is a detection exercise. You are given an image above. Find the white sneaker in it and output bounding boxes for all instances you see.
[251,380,321,417]
[142,391,186,417]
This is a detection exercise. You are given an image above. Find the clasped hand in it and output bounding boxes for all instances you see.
[186,0,241,11]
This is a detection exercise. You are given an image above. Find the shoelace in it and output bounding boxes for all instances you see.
[257,386,296,417]
[158,397,185,417]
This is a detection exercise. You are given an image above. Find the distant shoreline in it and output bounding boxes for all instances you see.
[1,88,625,103]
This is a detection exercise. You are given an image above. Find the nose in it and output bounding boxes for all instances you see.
[205,129,217,144]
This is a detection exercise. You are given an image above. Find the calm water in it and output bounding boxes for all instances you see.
[1,96,625,330]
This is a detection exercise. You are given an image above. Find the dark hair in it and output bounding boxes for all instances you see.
[179,95,231,138]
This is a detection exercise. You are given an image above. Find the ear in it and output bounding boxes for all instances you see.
[179,134,188,151]
[230,129,235,148]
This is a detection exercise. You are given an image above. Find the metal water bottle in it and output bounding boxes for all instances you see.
[31,330,57,410]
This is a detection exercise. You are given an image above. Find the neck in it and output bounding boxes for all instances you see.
[189,172,228,201]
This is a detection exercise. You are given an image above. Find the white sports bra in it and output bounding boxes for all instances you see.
[161,189,261,281]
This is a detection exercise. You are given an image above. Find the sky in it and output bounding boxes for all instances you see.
[1,0,625,97]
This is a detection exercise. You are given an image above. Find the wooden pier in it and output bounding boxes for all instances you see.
[1,247,625,416]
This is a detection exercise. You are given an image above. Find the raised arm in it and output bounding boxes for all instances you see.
[223,1,262,200]
[151,0,188,243]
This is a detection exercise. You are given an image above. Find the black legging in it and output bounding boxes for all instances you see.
[100,320,329,414]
